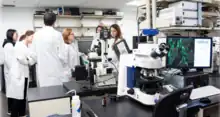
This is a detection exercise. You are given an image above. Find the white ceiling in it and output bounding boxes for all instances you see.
[2,0,133,9]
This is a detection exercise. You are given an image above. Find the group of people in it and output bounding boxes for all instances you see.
[0,12,124,117]
[91,23,123,67]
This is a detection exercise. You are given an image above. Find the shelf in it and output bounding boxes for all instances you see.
[158,26,220,31]
[75,36,93,38]
[158,26,213,31]
[103,15,123,19]
[34,15,81,18]
[34,15,123,20]
[203,12,219,17]
[34,26,82,28]
[157,0,214,4]
[81,26,97,28]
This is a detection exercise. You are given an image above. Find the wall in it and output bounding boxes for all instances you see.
[120,8,137,48]
[0,3,2,92]
[1,7,34,40]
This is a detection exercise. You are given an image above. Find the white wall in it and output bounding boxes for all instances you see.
[120,8,138,48]
[0,5,3,91]
[2,7,34,40]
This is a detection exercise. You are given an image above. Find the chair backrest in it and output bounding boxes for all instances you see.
[153,85,193,117]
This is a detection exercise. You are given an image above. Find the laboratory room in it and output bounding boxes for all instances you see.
[2,0,220,117]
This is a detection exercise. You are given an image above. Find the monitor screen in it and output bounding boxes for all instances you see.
[78,40,92,54]
[132,36,147,49]
[166,36,212,68]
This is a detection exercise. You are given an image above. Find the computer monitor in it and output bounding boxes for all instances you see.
[113,39,131,59]
[132,36,147,49]
[78,40,93,54]
[166,36,212,68]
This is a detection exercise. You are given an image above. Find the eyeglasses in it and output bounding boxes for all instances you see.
[69,33,74,36]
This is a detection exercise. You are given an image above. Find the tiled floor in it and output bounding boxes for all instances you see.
[0,77,220,117]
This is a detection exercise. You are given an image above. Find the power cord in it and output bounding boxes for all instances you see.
[104,55,119,75]
[92,55,118,86]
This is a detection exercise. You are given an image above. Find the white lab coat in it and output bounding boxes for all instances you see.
[3,43,14,97]
[62,44,76,83]
[0,47,4,65]
[31,26,67,87]
[107,38,122,68]
[7,41,36,99]
[71,40,80,66]
[90,34,100,50]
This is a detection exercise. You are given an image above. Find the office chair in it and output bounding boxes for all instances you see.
[153,85,194,117]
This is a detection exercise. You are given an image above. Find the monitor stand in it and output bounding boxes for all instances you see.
[196,68,203,72]
[181,68,189,75]
[181,68,204,75]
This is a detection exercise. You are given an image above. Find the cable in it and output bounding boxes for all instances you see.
[170,69,180,76]
[104,54,119,75]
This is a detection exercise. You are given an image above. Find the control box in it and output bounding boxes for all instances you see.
[156,7,200,27]
[169,1,198,10]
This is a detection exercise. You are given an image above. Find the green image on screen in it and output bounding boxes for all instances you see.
[167,37,194,68]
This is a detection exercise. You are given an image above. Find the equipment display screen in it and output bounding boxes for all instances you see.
[78,40,92,54]
[166,36,212,68]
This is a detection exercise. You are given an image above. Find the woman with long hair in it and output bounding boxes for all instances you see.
[108,24,123,67]
[2,29,18,115]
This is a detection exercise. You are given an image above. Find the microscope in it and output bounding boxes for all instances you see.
[88,27,117,87]
[117,29,174,106]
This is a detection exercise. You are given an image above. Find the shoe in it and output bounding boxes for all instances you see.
[19,115,27,117]
[7,112,11,115]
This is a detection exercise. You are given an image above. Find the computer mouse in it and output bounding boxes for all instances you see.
[199,98,211,104]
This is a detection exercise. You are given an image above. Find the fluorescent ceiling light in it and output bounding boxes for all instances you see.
[126,0,145,6]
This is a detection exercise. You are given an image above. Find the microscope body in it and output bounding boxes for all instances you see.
[88,28,116,87]
[117,43,171,106]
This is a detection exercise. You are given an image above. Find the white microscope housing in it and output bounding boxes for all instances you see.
[117,43,170,106]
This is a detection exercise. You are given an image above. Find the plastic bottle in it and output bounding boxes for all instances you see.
[72,94,81,117]
[66,90,81,117]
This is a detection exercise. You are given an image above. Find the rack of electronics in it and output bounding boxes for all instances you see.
[136,0,220,73]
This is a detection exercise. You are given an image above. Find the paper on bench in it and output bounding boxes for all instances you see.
[190,86,220,100]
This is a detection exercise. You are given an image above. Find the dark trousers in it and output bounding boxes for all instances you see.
[11,78,28,117]
[8,98,13,113]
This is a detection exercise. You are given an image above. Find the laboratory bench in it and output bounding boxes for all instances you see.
[82,97,153,117]
[63,80,117,97]
[27,84,153,117]
[28,86,72,117]
[27,82,220,117]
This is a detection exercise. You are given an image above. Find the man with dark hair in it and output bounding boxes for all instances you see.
[30,12,66,87]
[44,12,56,26]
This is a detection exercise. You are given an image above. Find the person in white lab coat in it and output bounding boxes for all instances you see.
[71,38,81,66]
[7,30,36,117]
[62,28,77,83]
[108,24,123,68]
[30,12,66,87]
[90,25,103,51]
[2,29,18,115]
